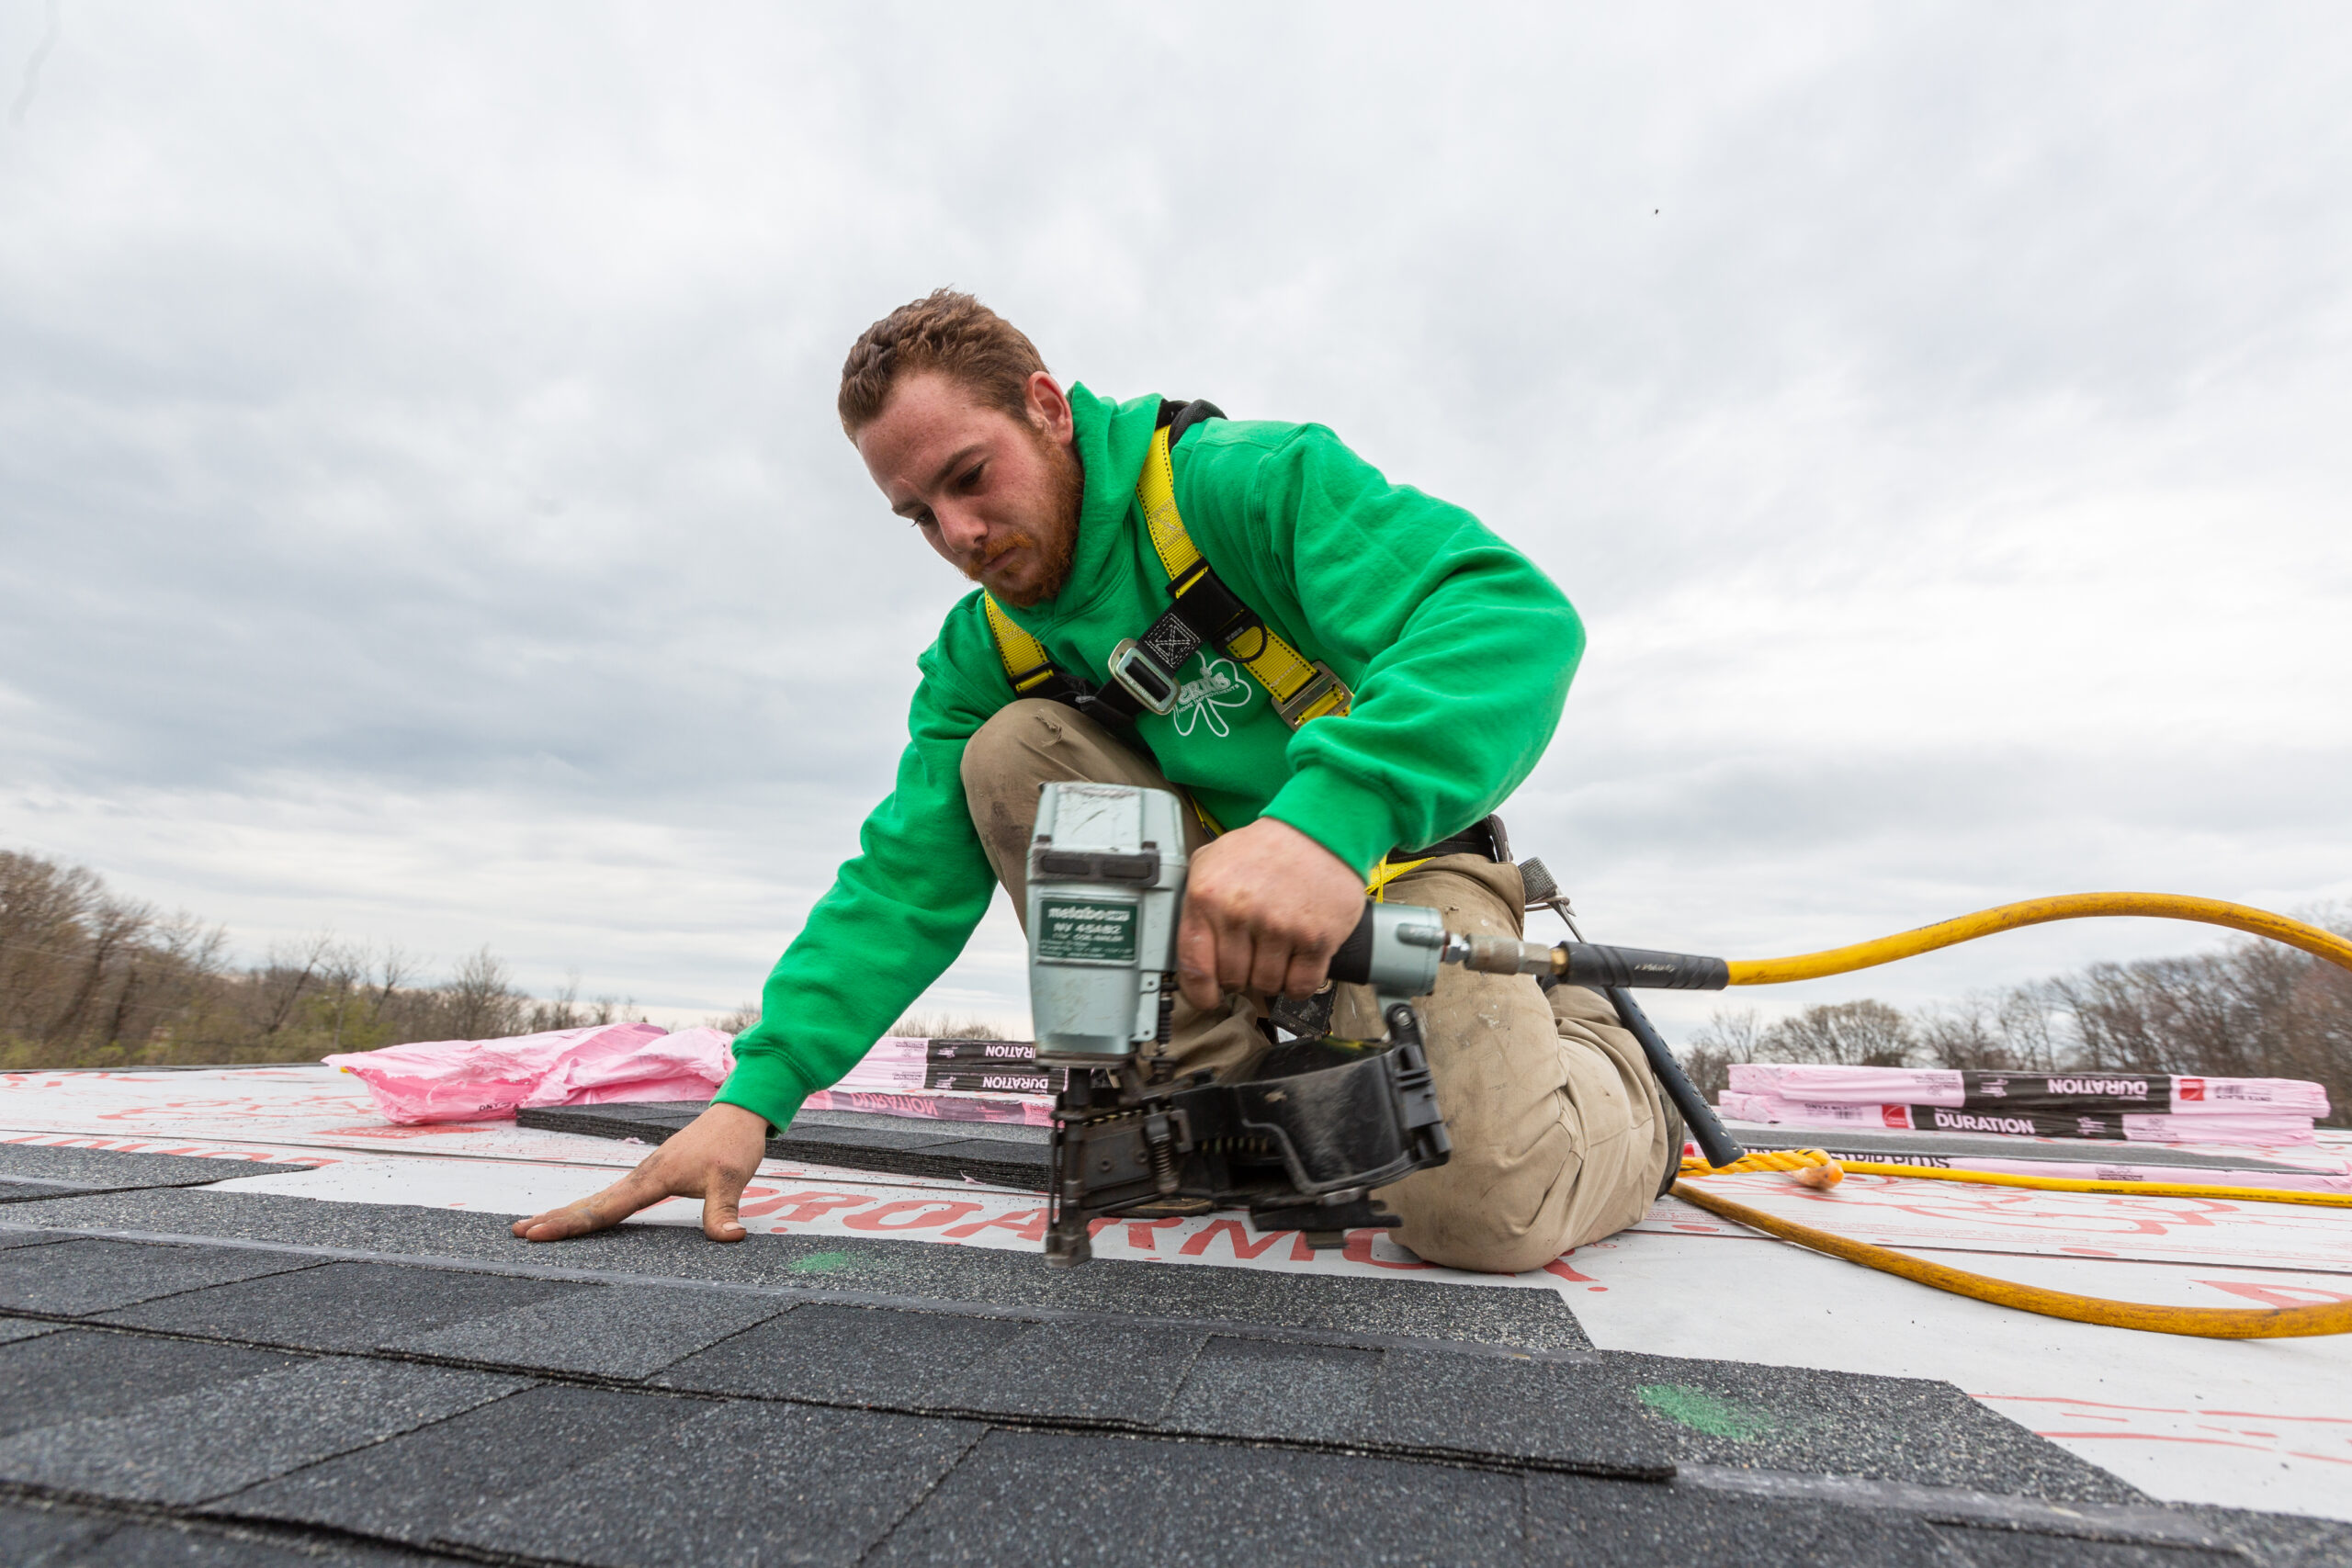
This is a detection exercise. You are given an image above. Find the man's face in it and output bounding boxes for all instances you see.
[856,369,1084,608]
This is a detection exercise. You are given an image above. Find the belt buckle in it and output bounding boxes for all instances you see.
[1107,638,1182,716]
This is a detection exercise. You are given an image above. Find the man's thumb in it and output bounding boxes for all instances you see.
[704,1177,749,1242]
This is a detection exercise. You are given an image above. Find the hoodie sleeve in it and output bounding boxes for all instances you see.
[1182,423,1583,876]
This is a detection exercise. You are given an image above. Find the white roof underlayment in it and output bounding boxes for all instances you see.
[4,1063,2346,1522]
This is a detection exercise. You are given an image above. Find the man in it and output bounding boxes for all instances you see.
[514,291,1673,1272]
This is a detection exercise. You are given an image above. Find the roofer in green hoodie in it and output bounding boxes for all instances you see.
[514,290,1676,1274]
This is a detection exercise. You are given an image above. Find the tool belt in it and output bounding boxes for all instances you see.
[1395,814,1510,866]
[981,398,1354,732]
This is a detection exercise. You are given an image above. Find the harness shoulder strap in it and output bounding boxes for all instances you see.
[978,396,1355,732]
[981,592,1059,696]
[1132,412,1352,728]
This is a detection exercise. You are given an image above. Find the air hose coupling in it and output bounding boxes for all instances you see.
[1441,932,1561,976]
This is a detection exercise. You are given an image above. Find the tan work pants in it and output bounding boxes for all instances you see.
[962,698,1672,1275]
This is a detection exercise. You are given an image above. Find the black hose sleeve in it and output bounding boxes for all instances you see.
[1560,944,1730,990]
[1327,904,1377,986]
[1603,987,1746,1168]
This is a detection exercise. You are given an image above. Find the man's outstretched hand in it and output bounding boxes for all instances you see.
[510,1100,770,1244]
[1177,816,1365,1010]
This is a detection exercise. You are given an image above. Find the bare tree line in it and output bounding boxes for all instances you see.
[1,848,649,1070]
[1677,906,2352,1127]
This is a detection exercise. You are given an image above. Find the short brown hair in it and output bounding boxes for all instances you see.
[837,289,1047,436]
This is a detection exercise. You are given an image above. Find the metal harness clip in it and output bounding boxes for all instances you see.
[1106,637,1183,715]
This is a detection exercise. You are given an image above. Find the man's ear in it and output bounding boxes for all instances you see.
[1025,372,1075,446]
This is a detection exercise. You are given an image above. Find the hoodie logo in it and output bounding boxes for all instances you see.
[1172,656,1253,739]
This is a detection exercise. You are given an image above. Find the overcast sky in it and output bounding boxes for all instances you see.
[3,3,2347,1036]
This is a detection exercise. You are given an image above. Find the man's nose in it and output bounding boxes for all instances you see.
[933,505,989,557]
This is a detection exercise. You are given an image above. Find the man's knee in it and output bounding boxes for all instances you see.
[960,698,1075,801]
[1383,1132,1584,1275]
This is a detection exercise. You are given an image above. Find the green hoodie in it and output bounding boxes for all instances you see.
[714,385,1585,1131]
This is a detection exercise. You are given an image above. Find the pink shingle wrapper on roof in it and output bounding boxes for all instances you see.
[325,1022,736,1125]
[1724,1063,2327,1117]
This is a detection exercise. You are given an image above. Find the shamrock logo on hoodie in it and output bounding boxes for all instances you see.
[1172,656,1252,739]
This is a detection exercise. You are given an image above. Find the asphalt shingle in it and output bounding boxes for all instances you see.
[0,1497,455,1566]
[0,1228,72,1251]
[0,1328,306,1438]
[0,1497,117,1567]
[797,1108,1048,1145]
[653,1303,1035,1405]
[0,1358,530,1505]
[6,1189,1593,1350]
[865,1427,1530,1568]
[1524,1472,1956,1568]
[0,1180,106,1204]
[445,1399,982,1567]
[2186,1504,2352,1568]
[98,1259,587,1351]
[1360,1348,1677,1478]
[0,1315,58,1346]
[1596,1352,2141,1502]
[1159,1334,1383,1444]
[0,1143,309,1190]
[764,1129,1045,1188]
[1934,1522,2246,1567]
[0,1237,321,1316]
[216,1383,707,1545]
[946,1318,1207,1425]
[377,1281,791,1379]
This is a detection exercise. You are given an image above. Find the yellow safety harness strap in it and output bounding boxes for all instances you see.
[1134,423,1352,728]
[1135,423,1203,582]
[978,406,1353,730]
[1365,855,1431,902]
[981,592,1063,696]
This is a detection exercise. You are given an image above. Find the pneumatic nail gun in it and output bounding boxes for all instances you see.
[1025,782,1738,1265]
[1027,782,1460,1265]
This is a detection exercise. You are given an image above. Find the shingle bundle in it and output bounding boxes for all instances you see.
[835,1036,1063,1098]
[1718,1064,2327,1145]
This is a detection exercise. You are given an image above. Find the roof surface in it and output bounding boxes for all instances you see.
[1,1065,2347,1566]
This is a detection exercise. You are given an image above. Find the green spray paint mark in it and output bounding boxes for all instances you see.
[787,1250,857,1274]
[1635,1383,1778,1441]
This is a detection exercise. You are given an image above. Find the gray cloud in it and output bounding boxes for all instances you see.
[1,2,2346,1025]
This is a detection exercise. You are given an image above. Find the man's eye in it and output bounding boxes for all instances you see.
[956,464,985,491]
[910,511,937,529]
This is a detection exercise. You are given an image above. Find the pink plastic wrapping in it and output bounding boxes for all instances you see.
[325,1022,735,1125]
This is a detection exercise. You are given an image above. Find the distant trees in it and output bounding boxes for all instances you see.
[1678,908,2352,1126]
[0,847,650,1070]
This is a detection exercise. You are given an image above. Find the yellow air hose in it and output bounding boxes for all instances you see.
[1666,894,2352,1338]
[1720,892,2352,987]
